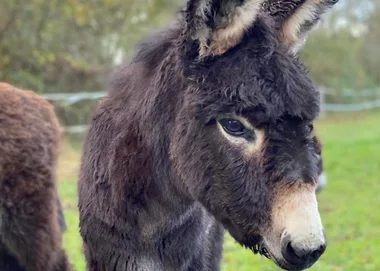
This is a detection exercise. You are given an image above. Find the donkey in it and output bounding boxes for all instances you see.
[0,82,71,271]
[78,0,338,270]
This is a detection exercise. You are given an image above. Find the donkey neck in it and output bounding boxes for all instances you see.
[129,187,216,270]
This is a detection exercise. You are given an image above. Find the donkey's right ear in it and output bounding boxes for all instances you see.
[263,0,339,54]
[184,0,265,57]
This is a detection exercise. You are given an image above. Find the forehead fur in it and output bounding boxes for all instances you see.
[130,15,319,123]
[185,18,320,122]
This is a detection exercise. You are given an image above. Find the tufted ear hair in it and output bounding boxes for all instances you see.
[263,0,339,54]
[184,0,266,57]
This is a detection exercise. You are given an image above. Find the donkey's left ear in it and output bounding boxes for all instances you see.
[263,0,339,54]
[184,0,265,57]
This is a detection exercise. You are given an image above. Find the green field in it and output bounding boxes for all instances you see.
[59,111,380,271]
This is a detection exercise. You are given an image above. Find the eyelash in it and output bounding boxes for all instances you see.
[218,118,255,141]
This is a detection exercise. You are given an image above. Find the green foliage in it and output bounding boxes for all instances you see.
[302,30,377,90]
[1,0,379,96]
[58,111,380,271]
[0,0,180,92]
[361,1,380,85]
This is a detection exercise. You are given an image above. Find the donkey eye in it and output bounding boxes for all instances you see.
[219,118,247,136]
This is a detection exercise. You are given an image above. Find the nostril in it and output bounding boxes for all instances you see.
[282,241,327,267]
[282,241,303,265]
[310,244,326,260]
[286,242,298,258]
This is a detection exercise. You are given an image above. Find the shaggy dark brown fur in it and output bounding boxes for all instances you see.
[78,1,337,271]
[0,83,71,271]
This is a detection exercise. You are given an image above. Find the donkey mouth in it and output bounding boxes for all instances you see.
[253,241,272,259]
[242,235,299,270]
[253,241,294,271]
[253,241,310,271]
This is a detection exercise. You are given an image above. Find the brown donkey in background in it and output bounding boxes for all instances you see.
[0,82,71,271]
[79,0,338,270]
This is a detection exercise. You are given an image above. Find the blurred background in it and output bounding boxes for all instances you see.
[1,0,379,270]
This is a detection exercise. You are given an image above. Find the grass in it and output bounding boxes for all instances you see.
[58,111,380,271]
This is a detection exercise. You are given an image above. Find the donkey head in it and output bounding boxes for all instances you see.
[170,0,337,270]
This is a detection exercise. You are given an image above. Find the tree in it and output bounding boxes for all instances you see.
[0,0,181,93]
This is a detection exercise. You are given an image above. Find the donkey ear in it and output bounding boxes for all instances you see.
[264,0,339,54]
[185,0,266,57]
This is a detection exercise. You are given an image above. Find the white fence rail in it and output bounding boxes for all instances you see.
[42,88,380,134]
[42,91,105,106]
